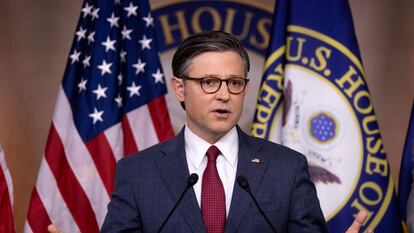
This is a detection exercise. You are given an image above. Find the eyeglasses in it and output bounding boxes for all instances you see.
[179,76,249,94]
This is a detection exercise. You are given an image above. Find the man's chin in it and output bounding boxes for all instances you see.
[210,124,236,135]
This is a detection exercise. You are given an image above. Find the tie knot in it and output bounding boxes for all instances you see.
[206,146,220,161]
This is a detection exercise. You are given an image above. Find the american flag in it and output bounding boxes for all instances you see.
[0,145,16,233]
[24,0,174,232]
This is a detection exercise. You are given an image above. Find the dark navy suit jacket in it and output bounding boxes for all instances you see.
[101,126,328,233]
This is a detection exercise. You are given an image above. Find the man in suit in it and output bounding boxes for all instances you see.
[98,31,371,233]
[48,31,372,233]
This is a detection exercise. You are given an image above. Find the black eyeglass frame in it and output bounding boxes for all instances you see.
[179,75,250,94]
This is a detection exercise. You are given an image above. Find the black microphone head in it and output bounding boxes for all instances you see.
[237,176,250,190]
[187,173,199,187]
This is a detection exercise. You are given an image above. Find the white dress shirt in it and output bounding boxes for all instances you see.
[184,125,239,216]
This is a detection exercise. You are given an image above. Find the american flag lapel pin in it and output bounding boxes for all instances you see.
[251,158,261,164]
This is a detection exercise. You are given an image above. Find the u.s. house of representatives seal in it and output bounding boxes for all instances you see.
[252,25,395,230]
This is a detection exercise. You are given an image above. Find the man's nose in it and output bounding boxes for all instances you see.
[215,81,230,100]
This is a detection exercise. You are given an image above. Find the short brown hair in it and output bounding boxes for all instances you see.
[172,31,250,78]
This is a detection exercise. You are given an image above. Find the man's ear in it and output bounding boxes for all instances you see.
[171,77,185,102]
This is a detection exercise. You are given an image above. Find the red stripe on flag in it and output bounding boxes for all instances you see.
[122,116,139,156]
[85,133,117,195]
[26,189,51,233]
[45,125,99,233]
[0,165,16,233]
[147,96,174,142]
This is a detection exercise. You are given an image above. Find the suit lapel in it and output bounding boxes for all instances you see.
[225,128,269,233]
[155,128,207,233]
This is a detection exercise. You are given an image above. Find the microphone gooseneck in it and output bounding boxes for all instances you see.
[237,175,278,233]
[157,173,199,233]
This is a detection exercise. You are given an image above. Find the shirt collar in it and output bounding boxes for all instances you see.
[184,125,239,169]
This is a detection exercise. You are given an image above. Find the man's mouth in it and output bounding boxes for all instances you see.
[215,109,230,114]
[213,108,231,118]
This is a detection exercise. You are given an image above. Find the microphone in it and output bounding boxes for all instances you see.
[237,176,278,233]
[157,173,199,233]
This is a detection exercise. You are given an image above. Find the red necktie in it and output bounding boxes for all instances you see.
[201,146,226,233]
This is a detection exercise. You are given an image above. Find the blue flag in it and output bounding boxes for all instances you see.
[399,101,414,233]
[251,0,403,232]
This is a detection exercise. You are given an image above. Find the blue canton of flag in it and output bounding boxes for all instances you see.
[25,1,174,233]
[64,0,167,141]
[252,0,404,232]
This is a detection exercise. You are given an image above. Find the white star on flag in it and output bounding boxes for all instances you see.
[89,107,104,124]
[142,13,154,27]
[81,3,93,18]
[124,3,138,17]
[127,82,142,97]
[69,50,81,64]
[152,69,164,84]
[91,7,100,20]
[78,78,87,93]
[87,31,95,44]
[120,50,127,63]
[117,73,123,85]
[107,13,120,28]
[121,26,133,40]
[114,94,122,107]
[92,84,108,100]
[132,58,146,74]
[83,55,91,67]
[138,35,152,50]
[97,59,112,75]
[76,27,87,41]
[102,36,116,52]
